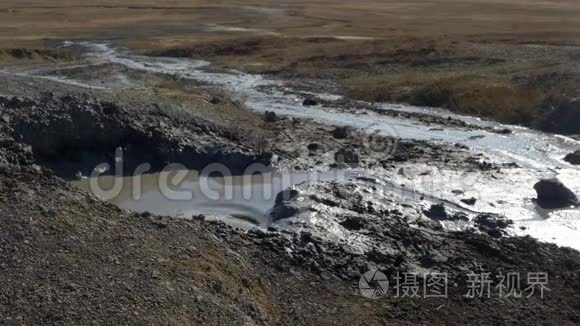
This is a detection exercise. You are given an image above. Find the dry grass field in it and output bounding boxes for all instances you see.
[2,0,580,45]
[1,0,580,126]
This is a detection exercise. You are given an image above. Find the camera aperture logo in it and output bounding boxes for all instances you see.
[359,270,389,300]
[359,270,549,300]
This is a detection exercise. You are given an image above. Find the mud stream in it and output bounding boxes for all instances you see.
[8,41,580,249]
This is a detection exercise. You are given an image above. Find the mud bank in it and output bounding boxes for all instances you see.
[0,94,271,179]
[2,157,580,324]
[262,178,573,281]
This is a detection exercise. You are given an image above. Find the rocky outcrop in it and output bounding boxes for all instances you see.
[534,178,579,209]
[564,150,580,165]
[537,97,580,134]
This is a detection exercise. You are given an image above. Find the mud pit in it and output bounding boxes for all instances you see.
[72,169,357,230]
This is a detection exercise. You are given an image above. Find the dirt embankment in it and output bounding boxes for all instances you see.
[0,48,75,62]
[0,94,271,179]
[1,93,580,324]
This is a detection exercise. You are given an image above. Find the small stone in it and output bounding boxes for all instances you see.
[275,189,300,205]
[534,178,579,209]
[424,204,448,220]
[302,97,318,106]
[271,204,300,222]
[192,214,205,221]
[564,150,580,165]
[307,143,321,151]
[332,126,350,139]
[334,147,360,165]
[339,216,365,231]
[461,197,477,206]
[496,128,512,134]
[264,111,277,123]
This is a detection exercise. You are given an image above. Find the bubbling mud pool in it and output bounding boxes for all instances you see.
[72,169,358,230]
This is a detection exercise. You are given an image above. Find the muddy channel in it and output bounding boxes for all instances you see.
[3,41,580,249]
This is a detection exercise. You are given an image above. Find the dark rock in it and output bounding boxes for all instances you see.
[339,216,365,231]
[151,220,168,229]
[192,214,206,221]
[332,126,350,139]
[248,228,268,238]
[334,148,360,165]
[534,178,579,209]
[418,219,443,230]
[307,143,321,151]
[564,150,580,165]
[271,204,300,222]
[140,211,153,218]
[275,189,300,205]
[392,153,409,162]
[474,213,513,238]
[537,97,580,134]
[356,176,376,183]
[101,101,121,115]
[309,195,339,207]
[264,111,277,123]
[454,143,470,150]
[209,96,221,105]
[461,197,477,206]
[451,212,469,221]
[424,204,448,220]
[475,213,513,229]
[302,97,318,106]
[496,128,512,135]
